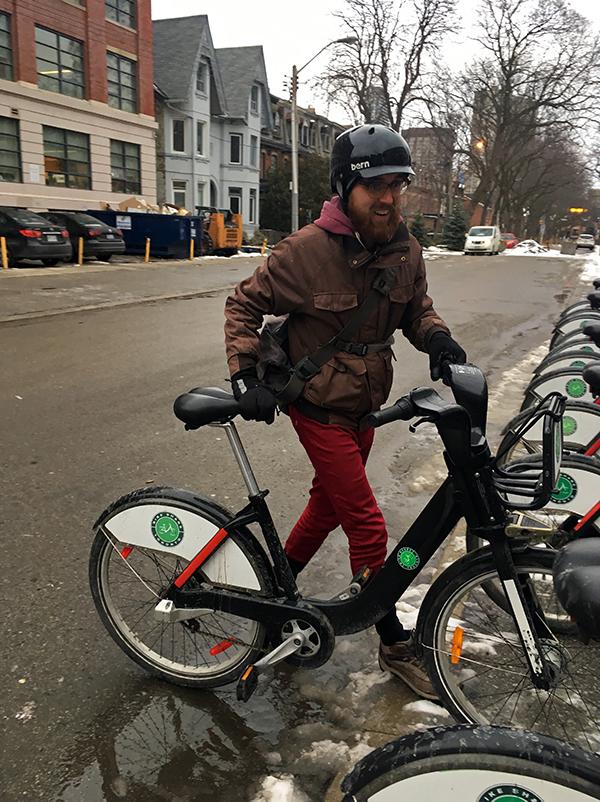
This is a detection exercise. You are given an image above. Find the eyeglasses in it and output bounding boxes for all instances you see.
[358,177,410,197]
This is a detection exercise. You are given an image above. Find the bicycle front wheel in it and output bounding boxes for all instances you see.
[90,490,274,688]
[419,548,600,753]
[342,724,600,801]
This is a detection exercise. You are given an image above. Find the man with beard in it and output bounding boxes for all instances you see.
[224,124,466,699]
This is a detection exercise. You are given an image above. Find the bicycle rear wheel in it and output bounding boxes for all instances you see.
[342,724,600,801]
[89,490,274,688]
[418,548,600,753]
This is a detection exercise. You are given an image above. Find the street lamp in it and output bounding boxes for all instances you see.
[290,36,358,232]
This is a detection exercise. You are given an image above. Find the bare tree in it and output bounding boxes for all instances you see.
[318,0,457,131]
[425,0,600,226]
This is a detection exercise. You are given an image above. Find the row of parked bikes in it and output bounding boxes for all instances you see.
[89,276,600,799]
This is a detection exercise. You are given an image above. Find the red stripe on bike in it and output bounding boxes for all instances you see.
[174,528,228,588]
[585,438,600,456]
[574,501,600,531]
[121,546,133,559]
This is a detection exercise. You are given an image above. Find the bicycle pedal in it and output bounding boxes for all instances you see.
[335,565,372,601]
[237,664,259,702]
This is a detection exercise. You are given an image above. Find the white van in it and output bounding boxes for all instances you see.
[464,225,502,255]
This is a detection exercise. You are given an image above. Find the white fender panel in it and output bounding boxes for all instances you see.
[103,503,261,590]
[530,374,594,405]
[553,339,600,356]
[556,315,600,337]
[536,355,597,375]
[507,466,600,518]
[519,409,600,450]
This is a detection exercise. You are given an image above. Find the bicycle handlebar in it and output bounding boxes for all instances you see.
[363,396,415,428]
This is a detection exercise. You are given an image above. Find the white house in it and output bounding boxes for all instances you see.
[153,16,271,239]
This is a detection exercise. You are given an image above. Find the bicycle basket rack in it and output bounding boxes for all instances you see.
[493,392,566,510]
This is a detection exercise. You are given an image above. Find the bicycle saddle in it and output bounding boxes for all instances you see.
[583,361,600,396]
[582,323,600,346]
[173,386,239,429]
[554,540,600,639]
[588,291,600,309]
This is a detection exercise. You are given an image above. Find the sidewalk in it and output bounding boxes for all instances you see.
[0,254,263,323]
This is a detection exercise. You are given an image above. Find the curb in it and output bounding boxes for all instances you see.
[0,285,237,326]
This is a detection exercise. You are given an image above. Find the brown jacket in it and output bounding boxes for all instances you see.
[224,219,449,426]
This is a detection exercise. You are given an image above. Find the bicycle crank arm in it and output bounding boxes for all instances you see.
[236,634,307,702]
[154,599,213,622]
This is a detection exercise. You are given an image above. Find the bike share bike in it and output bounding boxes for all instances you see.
[89,362,600,752]
[340,538,600,800]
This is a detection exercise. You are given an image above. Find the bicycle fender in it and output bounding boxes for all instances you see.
[94,486,262,590]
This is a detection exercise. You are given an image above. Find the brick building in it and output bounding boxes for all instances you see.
[0,0,157,210]
[401,126,453,231]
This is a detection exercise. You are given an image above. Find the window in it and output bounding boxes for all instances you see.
[172,119,185,153]
[250,135,257,167]
[250,85,259,114]
[249,188,256,223]
[230,133,242,164]
[110,139,141,194]
[105,0,136,28]
[0,117,21,182]
[196,120,205,155]
[36,27,84,98]
[197,182,205,207]
[320,126,330,151]
[172,180,187,208]
[107,52,136,112]
[309,122,316,148]
[228,187,242,215]
[43,126,91,189]
[0,13,12,80]
[300,123,309,147]
[196,62,207,93]
[271,153,278,171]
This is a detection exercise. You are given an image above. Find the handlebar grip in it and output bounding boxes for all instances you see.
[363,397,415,428]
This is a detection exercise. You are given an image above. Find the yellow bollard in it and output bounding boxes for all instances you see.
[77,236,84,266]
[1,236,8,269]
[144,237,150,263]
[189,238,195,260]
[261,238,267,256]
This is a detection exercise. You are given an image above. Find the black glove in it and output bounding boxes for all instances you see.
[231,368,278,424]
[428,331,467,381]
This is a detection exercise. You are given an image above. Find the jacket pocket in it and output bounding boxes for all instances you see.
[313,292,358,312]
[303,355,367,413]
[389,284,414,304]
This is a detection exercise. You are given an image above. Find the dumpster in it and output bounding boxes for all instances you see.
[86,211,204,258]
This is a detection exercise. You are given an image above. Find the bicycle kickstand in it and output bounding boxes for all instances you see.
[237,632,307,702]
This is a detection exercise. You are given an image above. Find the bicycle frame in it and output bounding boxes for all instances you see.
[162,419,556,688]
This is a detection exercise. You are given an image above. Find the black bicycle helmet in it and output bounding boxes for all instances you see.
[330,124,415,202]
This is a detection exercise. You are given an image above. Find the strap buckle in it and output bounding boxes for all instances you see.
[342,342,369,356]
[293,355,321,381]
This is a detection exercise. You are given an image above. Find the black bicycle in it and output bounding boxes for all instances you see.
[89,364,600,751]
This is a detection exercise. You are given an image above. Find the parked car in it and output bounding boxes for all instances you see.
[464,225,502,255]
[576,233,596,251]
[40,211,125,262]
[500,232,519,249]
[0,206,71,266]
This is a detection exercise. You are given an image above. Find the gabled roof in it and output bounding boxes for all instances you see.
[153,15,226,113]
[215,46,270,125]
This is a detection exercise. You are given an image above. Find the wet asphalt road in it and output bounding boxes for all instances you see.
[0,251,589,801]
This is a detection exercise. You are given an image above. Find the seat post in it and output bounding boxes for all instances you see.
[211,421,261,496]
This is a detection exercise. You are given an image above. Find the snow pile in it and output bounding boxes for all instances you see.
[505,239,553,255]
[251,775,309,802]
[581,249,600,281]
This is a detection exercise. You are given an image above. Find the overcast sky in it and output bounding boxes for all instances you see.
[151,0,600,124]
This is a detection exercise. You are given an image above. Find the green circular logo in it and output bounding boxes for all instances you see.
[562,415,578,436]
[551,473,578,504]
[582,346,594,353]
[566,378,587,398]
[478,787,543,802]
[570,360,586,368]
[397,547,420,570]
[151,512,184,547]
[579,320,592,329]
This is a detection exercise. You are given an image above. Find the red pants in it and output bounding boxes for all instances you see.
[284,407,388,574]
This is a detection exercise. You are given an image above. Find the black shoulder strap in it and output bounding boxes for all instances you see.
[277,267,396,403]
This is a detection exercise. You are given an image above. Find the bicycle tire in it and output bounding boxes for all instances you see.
[417,547,600,752]
[89,486,274,688]
[342,724,600,801]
